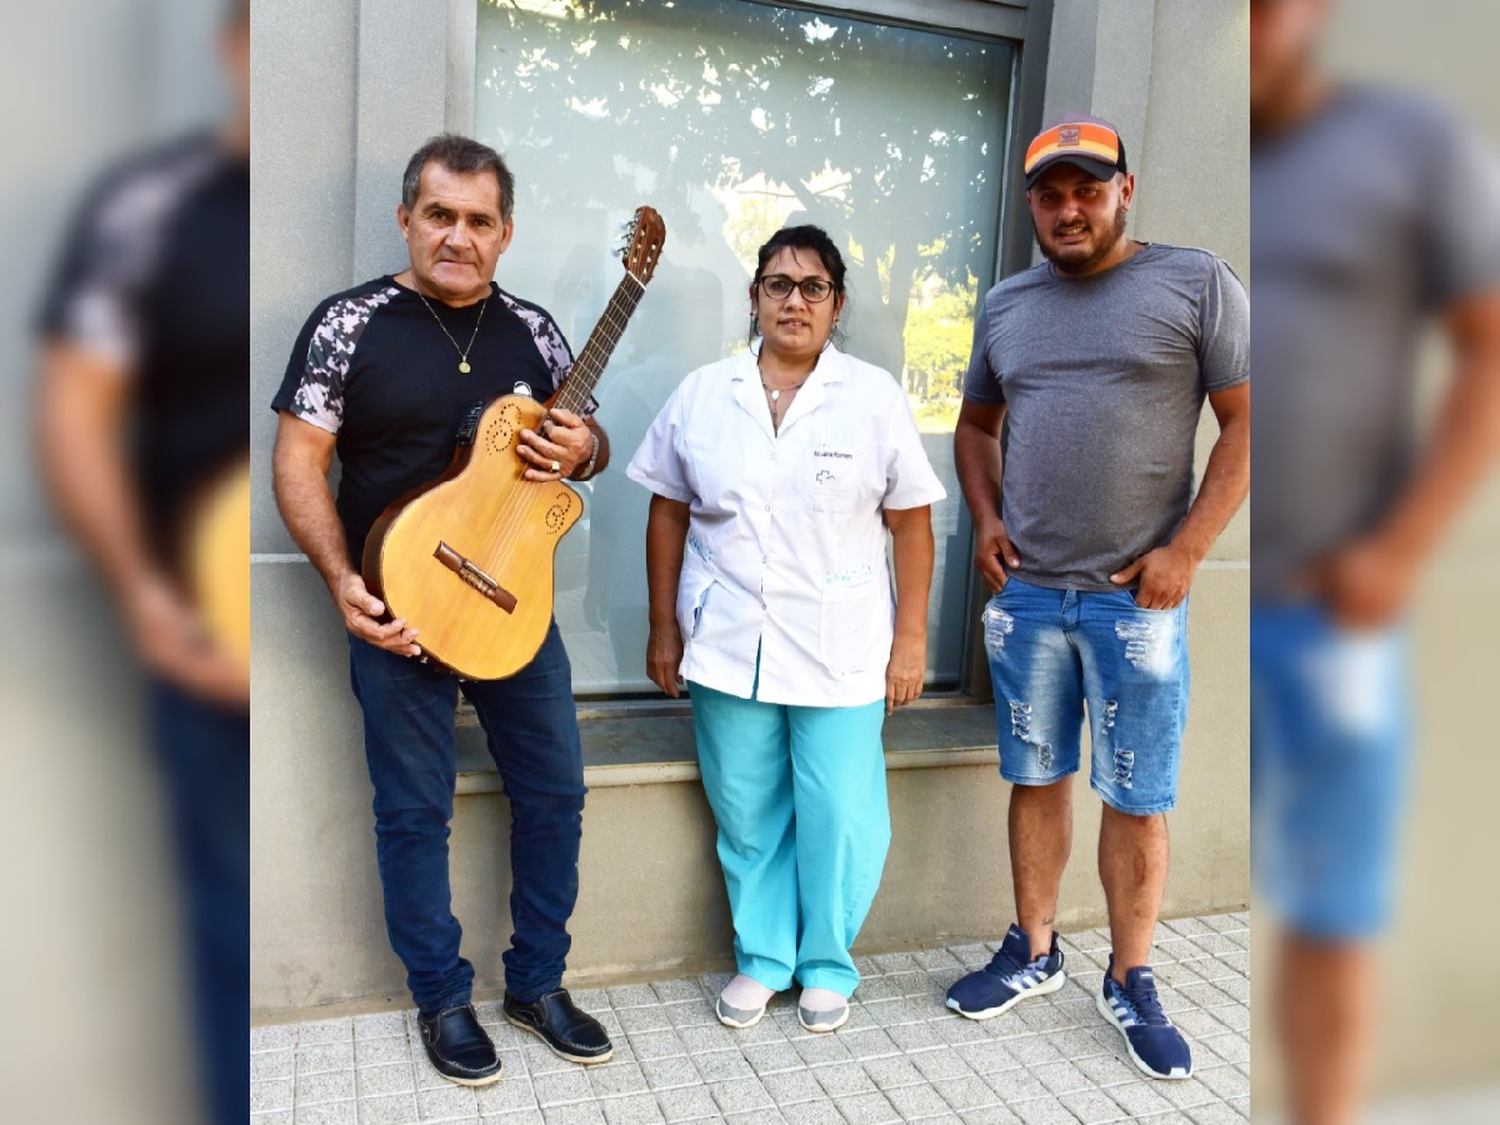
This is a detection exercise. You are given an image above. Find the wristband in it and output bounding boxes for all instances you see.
[574,431,601,481]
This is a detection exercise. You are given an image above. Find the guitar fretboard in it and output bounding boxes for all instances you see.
[554,273,647,415]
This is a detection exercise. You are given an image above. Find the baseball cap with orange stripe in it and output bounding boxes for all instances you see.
[1024,114,1128,188]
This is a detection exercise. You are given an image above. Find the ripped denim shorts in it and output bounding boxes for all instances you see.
[981,577,1190,815]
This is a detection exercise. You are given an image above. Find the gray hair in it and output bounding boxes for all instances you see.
[400,134,515,223]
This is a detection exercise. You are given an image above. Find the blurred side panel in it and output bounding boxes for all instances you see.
[0,2,240,1124]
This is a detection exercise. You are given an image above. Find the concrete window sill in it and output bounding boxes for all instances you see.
[454,700,1000,793]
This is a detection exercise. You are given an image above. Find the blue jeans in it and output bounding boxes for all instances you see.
[689,681,889,997]
[151,680,248,1125]
[1251,602,1409,938]
[348,621,586,1011]
[982,578,1191,815]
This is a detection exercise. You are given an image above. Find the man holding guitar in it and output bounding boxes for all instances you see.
[272,134,612,1086]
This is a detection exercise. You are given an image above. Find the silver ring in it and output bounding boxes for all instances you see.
[550,460,561,474]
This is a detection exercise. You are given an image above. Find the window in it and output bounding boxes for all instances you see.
[474,0,1015,695]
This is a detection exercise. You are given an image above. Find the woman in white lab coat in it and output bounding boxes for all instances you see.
[626,226,945,1033]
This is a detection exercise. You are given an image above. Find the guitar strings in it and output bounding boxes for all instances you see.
[472,275,647,569]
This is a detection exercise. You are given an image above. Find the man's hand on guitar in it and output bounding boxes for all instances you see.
[519,407,593,481]
[337,572,421,656]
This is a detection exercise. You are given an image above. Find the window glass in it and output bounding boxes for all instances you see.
[476,0,1014,693]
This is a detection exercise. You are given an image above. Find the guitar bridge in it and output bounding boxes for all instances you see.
[434,542,518,613]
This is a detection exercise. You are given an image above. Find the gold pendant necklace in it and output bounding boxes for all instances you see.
[416,289,490,373]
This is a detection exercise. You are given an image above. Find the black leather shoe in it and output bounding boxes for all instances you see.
[503,988,614,1064]
[417,1003,502,1086]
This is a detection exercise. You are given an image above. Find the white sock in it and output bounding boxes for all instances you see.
[721,974,775,1009]
[799,987,846,1014]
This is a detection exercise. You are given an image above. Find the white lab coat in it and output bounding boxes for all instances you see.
[626,344,946,707]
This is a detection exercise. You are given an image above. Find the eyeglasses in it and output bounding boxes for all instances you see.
[757,274,836,303]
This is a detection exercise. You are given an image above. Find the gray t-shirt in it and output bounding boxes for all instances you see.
[1251,87,1500,594]
[962,243,1249,591]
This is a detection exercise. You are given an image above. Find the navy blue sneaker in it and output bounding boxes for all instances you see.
[945,923,1066,1020]
[1097,958,1192,1080]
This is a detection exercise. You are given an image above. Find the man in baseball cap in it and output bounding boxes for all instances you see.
[948,111,1250,1085]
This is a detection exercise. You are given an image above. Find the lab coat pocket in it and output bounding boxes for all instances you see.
[820,583,873,676]
[676,566,717,641]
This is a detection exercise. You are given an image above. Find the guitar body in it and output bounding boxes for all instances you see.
[363,394,583,680]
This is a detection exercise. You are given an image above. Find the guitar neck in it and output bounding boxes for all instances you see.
[553,273,647,415]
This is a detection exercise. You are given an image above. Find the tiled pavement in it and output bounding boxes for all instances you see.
[251,913,1250,1125]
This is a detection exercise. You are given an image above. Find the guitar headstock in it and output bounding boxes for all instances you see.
[618,206,666,285]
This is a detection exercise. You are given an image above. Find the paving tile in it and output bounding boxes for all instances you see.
[884,1080,957,1120]
[1185,1103,1251,1125]
[725,1111,788,1125]
[1056,1087,1128,1123]
[779,1100,848,1125]
[355,1011,410,1038]
[250,1112,294,1125]
[762,1067,826,1106]
[296,1041,356,1075]
[884,1019,945,1053]
[637,1056,700,1090]
[601,1092,667,1125]
[417,1083,481,1121]
[693,1048,755,1083]
[534,1068,594,1107]
[982,1068,1051,1104]
[708,1076,776,1113]
[837,1090,904,1124]
[588,1061,652,1098]
[912,947,965,971]
[791,1033,855,1067]
[910,1046,972,1082]
[299,1017,354,1045]
[676,1022,742,1055]
[1197,1033,1249,1066]
[839,1027,901,1061]
[1028,1060,1092,1096]
[475,1076,541,1114]
[663,1000,718,1030]
[813,1060,879,1098]
[543,1103,609,1125]
[625,1030,687,1061]
[358,1063,419,1099]
[1194,1064,1250,1101]
[959,1106,1024,1125]
[616,1005,675,1035]
[654,1083,720,1123]
[252,1049,294,1082]
[607,984,659,1009]
[1103,1077,1176,1117]
[651,979,705,1004]
[295,1069,356,1106]
[859,1053,925,1091]
[250,1077,293,1113]
[1010,1096,1081,1124]
[953,1040,1019,1076]
[301,1097,365,1124]
[252,1024,298,1052]
[933,1075,1004,1112]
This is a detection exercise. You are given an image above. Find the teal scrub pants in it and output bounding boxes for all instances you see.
[689,680,890,997]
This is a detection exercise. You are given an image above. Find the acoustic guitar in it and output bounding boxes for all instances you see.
[362,206,666,679]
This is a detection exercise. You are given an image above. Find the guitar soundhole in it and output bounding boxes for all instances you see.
[544,491,579,535]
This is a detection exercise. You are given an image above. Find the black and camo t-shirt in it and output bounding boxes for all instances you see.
[38,132,249,570]
[272,276,579,564]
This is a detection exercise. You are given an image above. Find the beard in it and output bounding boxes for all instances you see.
[1035,201,1130,275]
